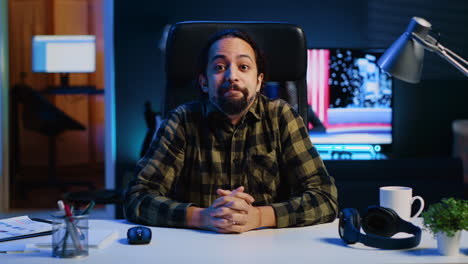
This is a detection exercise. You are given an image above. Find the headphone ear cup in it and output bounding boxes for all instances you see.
[362,206,399,237]
[349,208,361,231]
[339,208,362,244]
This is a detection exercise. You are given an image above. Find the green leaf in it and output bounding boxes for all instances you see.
[421,198,468,237]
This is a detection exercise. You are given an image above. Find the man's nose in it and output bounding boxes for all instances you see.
[225,67,239,82]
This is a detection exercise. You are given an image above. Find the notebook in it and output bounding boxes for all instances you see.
[35,229,119,249]
[0,216,52,242]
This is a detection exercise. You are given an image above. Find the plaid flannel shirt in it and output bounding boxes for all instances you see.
[124,94,338,228]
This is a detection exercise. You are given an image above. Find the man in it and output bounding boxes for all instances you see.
[124,29,338,233]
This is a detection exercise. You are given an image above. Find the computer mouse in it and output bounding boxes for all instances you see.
[127,226,152,245]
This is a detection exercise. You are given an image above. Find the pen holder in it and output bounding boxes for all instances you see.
[51,212,89,258]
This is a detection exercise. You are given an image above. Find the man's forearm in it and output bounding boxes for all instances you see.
[124,185,194,227]
[270,188,339,228]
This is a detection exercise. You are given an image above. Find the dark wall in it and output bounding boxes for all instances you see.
[366,0,468,158]
[393,79,468,158]
[325,158,464,209]
[114,0,468,188]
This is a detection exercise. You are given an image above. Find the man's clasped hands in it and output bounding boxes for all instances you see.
[189,186,262,233]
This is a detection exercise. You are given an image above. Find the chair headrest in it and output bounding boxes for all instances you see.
[165,21,308,83]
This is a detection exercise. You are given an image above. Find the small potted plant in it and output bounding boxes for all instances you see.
[421,198,468,256]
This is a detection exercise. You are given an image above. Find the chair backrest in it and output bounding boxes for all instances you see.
[164,21,309,124]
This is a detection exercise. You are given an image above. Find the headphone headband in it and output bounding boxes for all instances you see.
[339,206,421,249]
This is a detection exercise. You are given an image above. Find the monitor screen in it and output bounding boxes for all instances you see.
[307,48,393,148]
[32,35,96,73]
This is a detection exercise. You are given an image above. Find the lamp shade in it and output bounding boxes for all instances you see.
[377,17,431,83]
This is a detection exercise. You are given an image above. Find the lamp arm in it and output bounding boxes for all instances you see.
[435,44,468,77]
[411,33,468,77]
[442,45,468,66]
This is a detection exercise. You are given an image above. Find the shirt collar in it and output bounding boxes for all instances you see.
[246,95,262,121]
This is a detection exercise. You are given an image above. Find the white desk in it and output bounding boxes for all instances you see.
[1,219,467,264]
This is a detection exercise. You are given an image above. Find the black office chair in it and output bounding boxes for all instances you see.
[163,21,309,124]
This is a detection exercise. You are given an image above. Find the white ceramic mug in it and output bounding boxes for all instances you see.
[379,186,425,221]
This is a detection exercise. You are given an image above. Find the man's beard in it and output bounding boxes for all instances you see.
[213,83,255,115]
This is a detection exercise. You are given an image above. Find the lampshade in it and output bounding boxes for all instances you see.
[377,17,432,83]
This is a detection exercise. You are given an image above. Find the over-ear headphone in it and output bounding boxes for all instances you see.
[338,206,421,249]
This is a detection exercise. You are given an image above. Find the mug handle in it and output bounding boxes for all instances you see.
[410,196,425,218]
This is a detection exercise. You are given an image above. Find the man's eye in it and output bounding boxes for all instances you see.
[215,65,226,71]
[239,65,250,71]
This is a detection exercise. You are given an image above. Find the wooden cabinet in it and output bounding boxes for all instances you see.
[9,0,104,167]
[8,0,105,208]
[9,0,50,166]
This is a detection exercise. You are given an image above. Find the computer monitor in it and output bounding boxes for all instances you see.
[306,48,393,159]
[32,35,96,87]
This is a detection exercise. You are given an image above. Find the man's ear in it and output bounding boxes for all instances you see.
[199,75,208,93]
[256,73,264,92]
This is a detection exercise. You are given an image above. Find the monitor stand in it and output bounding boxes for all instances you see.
[60,73,70,88]
[46,73,102,94]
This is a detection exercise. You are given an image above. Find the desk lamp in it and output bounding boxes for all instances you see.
[377,17,468,83]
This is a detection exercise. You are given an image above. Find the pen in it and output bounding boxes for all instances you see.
[30,218,53,224]
[81,200,95,215]
[62,230,69,255]
[57,200,83,252]
[0,250,40,254]
[64,202,85,244]
[65,203,87,241]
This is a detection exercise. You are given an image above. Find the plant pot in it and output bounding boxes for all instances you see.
[436,231,462,256]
